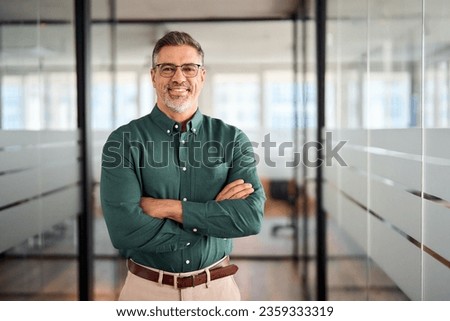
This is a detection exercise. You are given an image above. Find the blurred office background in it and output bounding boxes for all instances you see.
[0,0,449,300]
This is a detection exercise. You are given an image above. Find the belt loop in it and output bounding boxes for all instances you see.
[205,268,211,288]
[173,275,178,289]
[157,270,164,287]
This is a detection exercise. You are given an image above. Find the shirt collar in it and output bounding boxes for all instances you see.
[150,104,202,136]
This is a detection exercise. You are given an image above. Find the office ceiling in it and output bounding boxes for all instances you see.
[0,0,303,22]
[0,0,306,67]
[97,0,302,21]
[0,0,447,67]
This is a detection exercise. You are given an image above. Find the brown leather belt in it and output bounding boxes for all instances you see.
[127,259,238,289]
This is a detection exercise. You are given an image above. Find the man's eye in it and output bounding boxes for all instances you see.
[161,66,175,72]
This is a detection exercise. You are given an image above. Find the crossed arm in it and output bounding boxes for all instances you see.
[139,179,254,223]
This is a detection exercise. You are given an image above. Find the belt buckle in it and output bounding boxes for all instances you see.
[177,273,197,289]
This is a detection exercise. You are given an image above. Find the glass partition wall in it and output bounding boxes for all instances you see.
[325,0,450,300]
[0,0,79,299]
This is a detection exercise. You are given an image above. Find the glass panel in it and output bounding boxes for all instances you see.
[0,0,79,300]
[325,0,370,300]
[423,0,450,300]
[367,0,422,300]
[325,0,421,300]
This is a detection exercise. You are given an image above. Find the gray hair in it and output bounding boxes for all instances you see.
[152,31,204,67]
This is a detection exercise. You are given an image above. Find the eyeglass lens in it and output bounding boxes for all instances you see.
[158,64,200,78]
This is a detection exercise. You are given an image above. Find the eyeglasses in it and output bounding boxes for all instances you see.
[154,63,203,78]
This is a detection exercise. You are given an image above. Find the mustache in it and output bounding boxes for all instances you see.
[165,82,191,91]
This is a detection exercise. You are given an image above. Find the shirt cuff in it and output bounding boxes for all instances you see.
[181,201,209,234]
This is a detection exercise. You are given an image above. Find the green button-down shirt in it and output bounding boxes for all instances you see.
[100,105,265,272]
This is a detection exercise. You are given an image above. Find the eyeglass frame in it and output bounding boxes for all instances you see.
[153,63,203,78]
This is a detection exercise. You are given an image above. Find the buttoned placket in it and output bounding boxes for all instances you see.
[164,118,203,272]
[178,126,195,270]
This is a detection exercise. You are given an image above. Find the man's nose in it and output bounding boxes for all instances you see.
[171,66,186,81]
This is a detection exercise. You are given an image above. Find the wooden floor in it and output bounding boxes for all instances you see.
[0,197,409,301]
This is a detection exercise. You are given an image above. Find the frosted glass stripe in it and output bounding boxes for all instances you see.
[341,147,367,171]
[0,145,79,173]
[425,162,450,202]
[340,195,368,253]
[370,128,422,155]
[0,168,40,208]
[423,252,450,300]
[424,200,450,261]
[92,130,111,143]
[40,162,80,193]
[324,164,339,186]
[0,130,79,148]
[0,130,40,147]
[0,199,40,253]
[425,128,450,159]
[0,162,80,208]
[335,129,368,146]
[0,148,38,173]
[40,186,80,232]
[370,153,422,190]
[0,186,79,253]
[370,178,421,241]
[370,217,421,300]
[340,167,368,207]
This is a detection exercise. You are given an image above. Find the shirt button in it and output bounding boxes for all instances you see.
[182,197,187,201]
[186,242,191,246]
[166,129,170,134]
[192,228,198,232]
[174,124,179,129]
[182,167,187,171]
[186,260,190,264]
[181,140,186,144]
[192,128,196,132]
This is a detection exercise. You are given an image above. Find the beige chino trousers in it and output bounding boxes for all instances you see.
[118,257,241,301]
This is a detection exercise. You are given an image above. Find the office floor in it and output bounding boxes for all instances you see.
[0,197,408,301]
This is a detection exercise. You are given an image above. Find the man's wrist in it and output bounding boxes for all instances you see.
[166,200,183,223]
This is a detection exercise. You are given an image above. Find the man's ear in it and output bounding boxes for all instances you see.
[200,67,206,83]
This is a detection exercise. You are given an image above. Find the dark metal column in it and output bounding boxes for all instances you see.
[299,0,311,301]
[316,0,327,301]
[292,14,300,261]
[75,0,94,301]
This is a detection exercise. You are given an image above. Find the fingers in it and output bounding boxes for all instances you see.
[215,179,244,201]
[215,179,254,201]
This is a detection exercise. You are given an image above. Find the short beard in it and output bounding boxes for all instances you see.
[164,96,192,114]
[163,83,192,113]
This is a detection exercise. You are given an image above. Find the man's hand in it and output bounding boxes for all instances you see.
[215,179,254,201]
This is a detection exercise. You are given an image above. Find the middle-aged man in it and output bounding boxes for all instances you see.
[100,31,266,301]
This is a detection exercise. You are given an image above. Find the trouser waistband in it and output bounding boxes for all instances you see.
[127,257,238,289]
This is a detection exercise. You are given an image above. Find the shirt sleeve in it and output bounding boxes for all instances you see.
[100,132,202,254]
[181,130,266,238]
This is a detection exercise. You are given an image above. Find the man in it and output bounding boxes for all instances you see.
[100,31,265,301]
